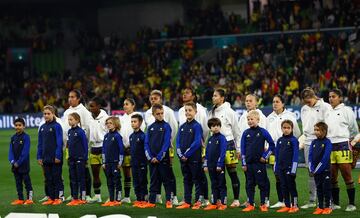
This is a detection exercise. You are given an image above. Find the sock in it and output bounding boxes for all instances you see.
[331,187,340,205]
[276,180,283,202]
[228,170,240,199]
[346,187,355,205]
[124,177,131,198]
[27,190,33,200]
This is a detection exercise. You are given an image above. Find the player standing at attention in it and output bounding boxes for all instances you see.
[178,87,209,207]
[209,88,241,208]
[300,87,331,209]
[119,98,146,204]
[325,89,359,211]
[144,90,179,205]
[37,105,64,205]
[309,122,332,215]
[9,118,33,205]
[267,94,301,209]
[87,97,109,203]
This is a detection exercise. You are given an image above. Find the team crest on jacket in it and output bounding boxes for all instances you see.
[256,133,260,137]
[247,134,250,138]
[287,141,290,145]
[321,144,324,148]
[216,140,219,144]
[20,140,23,144]
[150,127,154,131]
[74,133,78,136]
[112,137,115,141]
[181,128,184,131]
[50,128,53,132]
[159,128,163,131]
[189,129,192,133]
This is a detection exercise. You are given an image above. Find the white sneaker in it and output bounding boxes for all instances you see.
[345,204,357,212]
[156,194,163,204]
[121,197,131,203]
[65,195,72,202]
[300,202,317,209]
[331,204,341,210]
[270,201,285,208]
[178,200,185,206]
[39,196,49,202]
[202,200,210,207]
[240,201,249,207]
[230,200,240,208]
[88,195,102,203]
[172,196,179,205]
[85,195,92,202]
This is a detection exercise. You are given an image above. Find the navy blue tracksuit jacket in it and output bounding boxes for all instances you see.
[129,129,148,201]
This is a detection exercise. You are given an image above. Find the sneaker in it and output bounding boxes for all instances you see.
[241,201,249,207]
[172,196,179,206]
[88,195,102,203]
[132,201,142,207]
[260,204,268,212]
[85,196,92,202]
[66,200,80,206]
[23,200,34,205]
[265,200,270,207]
[121,197,131,204]
[288,206,299,213]
[101,201,114,207]
[204,204,217,210]
[178,200,185,206]
[201,199,210,207]
[218,204,227,210]
[156,194,163,204]
[111,201,121,206]
[332,204,341,210]
[277,207,290,212]
[270,201,285,208]
[192,201,202,210]
[39,196,49,202]
[52,199,62,205]
[65,195,72,202]
[176,203,191,209]
[11,199,24,205]
[42,199,54,205]
[242,204,255,212]
[301,202,316,209]
[313,208,324,214]
[345,204,357,212]
[139,202,156,208]
[166,201,172,209]
[230,200,240,208]
[322,208,332,214]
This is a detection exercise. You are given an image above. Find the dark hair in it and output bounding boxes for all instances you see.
[301,87,316,99]
[125,98,136,106]
[131,114,143,123]
[90,96,107,108]
[70,89,84,104]
[281,119,293,129]
[208,117,221,128]
[184,102,197,110]
[184,87,198,103]
[152,103,163,113]
[273,94,285,103]
[315,122,328,136]
[329,88,343,97]
[14,117,25,126]
[215,88,226,99]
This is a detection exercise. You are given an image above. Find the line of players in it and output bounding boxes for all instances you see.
[8,87,360,214]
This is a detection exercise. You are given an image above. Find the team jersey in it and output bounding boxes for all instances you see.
[238,109,267,149]
[309,137,332,174]
[9,132,31,173]
[274,134,299,174]
[145,105,178,141]
[89,109,109,148]
[176,119,203,162]
[37,120,63,163]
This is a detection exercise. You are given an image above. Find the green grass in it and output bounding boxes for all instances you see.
[0,128,359,218]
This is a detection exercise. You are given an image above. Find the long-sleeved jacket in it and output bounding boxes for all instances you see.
[102,131,124,165]
[266,109,301,143]
[176,119,203,162]
[309,137,332,174]
[129,130,147,166]
[325,103,359,144]
[209,102,241,151]
[241,126,275,166]
[274,134,299,174]
[89,109,109,148]
[144,120,172,162]
[120,111,146,148]
[67,126,88,161]
[203,132,227,169]
[62,103,93,140]
[238,109,267,151]
[37,120,63,163]
[9,132,31,173]
[178,103,209,140]
[301,99,331,145]
[145,105,178,141]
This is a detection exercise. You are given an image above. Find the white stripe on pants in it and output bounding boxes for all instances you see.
[304,144,317,202]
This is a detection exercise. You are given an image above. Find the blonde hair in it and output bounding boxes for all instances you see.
[43,105,56,114]
[247,110,260,120]
[69,112,81,127]
[106,116,121,131]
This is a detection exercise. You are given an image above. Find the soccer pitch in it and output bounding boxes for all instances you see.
[0,128,359,218]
